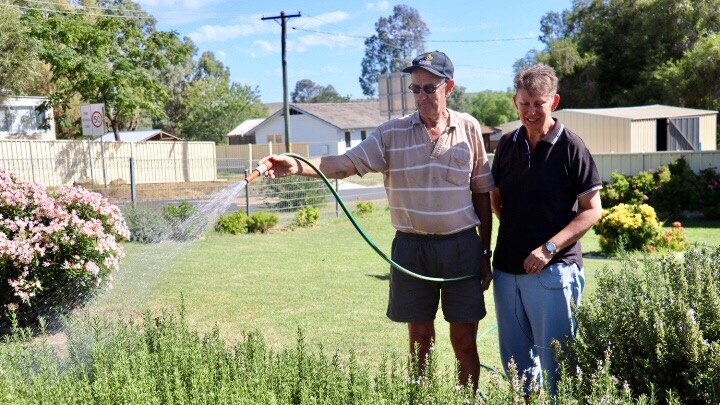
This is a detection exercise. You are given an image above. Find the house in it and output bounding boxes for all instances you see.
[492,105,718,154]
[238,101,388,156]
[97,129,182,142]
[0,96,56,140]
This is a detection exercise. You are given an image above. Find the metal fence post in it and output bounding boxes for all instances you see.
[335,179,339,217]
[129,157,137,207]
[244,169,250,216]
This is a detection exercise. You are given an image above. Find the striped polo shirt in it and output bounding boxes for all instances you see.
[344,109,495,235]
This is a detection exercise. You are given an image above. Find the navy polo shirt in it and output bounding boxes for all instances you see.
[491,120,602,275]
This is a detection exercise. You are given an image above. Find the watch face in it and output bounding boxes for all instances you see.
[545,241,557,253]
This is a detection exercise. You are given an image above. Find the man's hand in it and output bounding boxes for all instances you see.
[259,155,299,179]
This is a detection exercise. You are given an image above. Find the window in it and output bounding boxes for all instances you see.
[0,106,44,133]
[361,130,367,140]
[267,134,283,144]
[345,131,351,148]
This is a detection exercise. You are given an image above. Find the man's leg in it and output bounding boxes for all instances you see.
[408,321,435,376]
[450,321,479,390]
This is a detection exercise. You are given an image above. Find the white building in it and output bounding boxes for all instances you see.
[229,101,388,156]
[0,96,56,140]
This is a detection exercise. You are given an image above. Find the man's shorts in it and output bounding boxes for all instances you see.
[386,227,486,323]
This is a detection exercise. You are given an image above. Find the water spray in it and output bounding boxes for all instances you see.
[244,153,479,284]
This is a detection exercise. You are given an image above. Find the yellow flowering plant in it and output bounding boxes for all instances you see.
[593,203,663,255]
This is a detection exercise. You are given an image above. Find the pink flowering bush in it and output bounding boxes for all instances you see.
[0,169,130,328]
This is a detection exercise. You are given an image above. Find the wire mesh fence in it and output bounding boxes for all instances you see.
[0,156,387,228]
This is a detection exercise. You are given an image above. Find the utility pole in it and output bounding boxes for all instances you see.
[262,11,301,153]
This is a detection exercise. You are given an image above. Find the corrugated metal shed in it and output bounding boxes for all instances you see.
[553,104,717,153]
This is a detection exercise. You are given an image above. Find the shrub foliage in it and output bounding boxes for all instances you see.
[294,206,320,227]
[122,205,171,243]
[214,211,248,234]
[564,246,720,404]
[247,212,279,233]
[0,169,129,327]
[593,203,662,255]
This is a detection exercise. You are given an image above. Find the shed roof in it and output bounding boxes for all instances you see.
[98,130,181,142]
[227,118,264,136]
[558,104,718,120]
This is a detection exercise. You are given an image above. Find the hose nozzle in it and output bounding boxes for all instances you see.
[244,161,272,184]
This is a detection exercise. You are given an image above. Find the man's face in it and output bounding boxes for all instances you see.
[513,88,560,133]
[410,69,452,119]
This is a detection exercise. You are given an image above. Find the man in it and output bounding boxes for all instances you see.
[490,63,603,394]
[260,51,494,390]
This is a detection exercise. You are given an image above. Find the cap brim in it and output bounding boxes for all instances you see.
[402,65,450,79]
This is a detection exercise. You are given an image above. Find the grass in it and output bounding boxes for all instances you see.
[87,207,718,376]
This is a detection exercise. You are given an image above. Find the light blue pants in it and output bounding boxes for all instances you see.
[493,262,585,394]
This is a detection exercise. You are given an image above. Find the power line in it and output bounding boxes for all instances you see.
[291,26,537,43]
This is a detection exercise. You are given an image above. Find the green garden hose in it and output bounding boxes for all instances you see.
[281,152,480,284]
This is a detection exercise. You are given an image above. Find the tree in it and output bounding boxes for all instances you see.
[359,5,429,97]
[24,6,192,139]
[177,52,266,143]
[523,0,720,109]
[0,3,41,104]
[291,79,351,103]
[446,84,468,112]
[467,90,518,127]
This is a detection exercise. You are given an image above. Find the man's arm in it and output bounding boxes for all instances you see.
[260,154,358,180]
[473,191,493,290]
[523,189,603,274]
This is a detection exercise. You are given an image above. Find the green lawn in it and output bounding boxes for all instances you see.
[88,207,718,375]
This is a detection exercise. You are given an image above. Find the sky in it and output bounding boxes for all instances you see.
[134,0,574,103]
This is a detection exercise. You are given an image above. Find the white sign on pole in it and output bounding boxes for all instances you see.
[80,103,106,137]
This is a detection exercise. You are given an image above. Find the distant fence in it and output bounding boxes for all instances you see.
[0,139,217,186]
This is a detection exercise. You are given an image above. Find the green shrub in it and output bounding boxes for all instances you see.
[214,211,248,234]
[294,206,320,227]
[122,205,171,243]
[263,176,329,211]
[593,203,662,255]
[247,212,279,233]
[0,306,665,404]
[656,221,690,252]
[697,167,720,219]
[162,200,196,224]
[563,246,720,404]
[353,201,375,216]
[650,158,702,218]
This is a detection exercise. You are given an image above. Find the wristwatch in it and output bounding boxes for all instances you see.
[544,241,558,255]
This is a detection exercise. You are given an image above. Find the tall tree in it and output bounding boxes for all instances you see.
[467,90,518,127]
[177,52,266,143]
[0,3,41,104]
[523,0,720,109]
[359,5,429,97]
[23,3,192,139]
[446,84,468,112]
[291,79,351,103]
